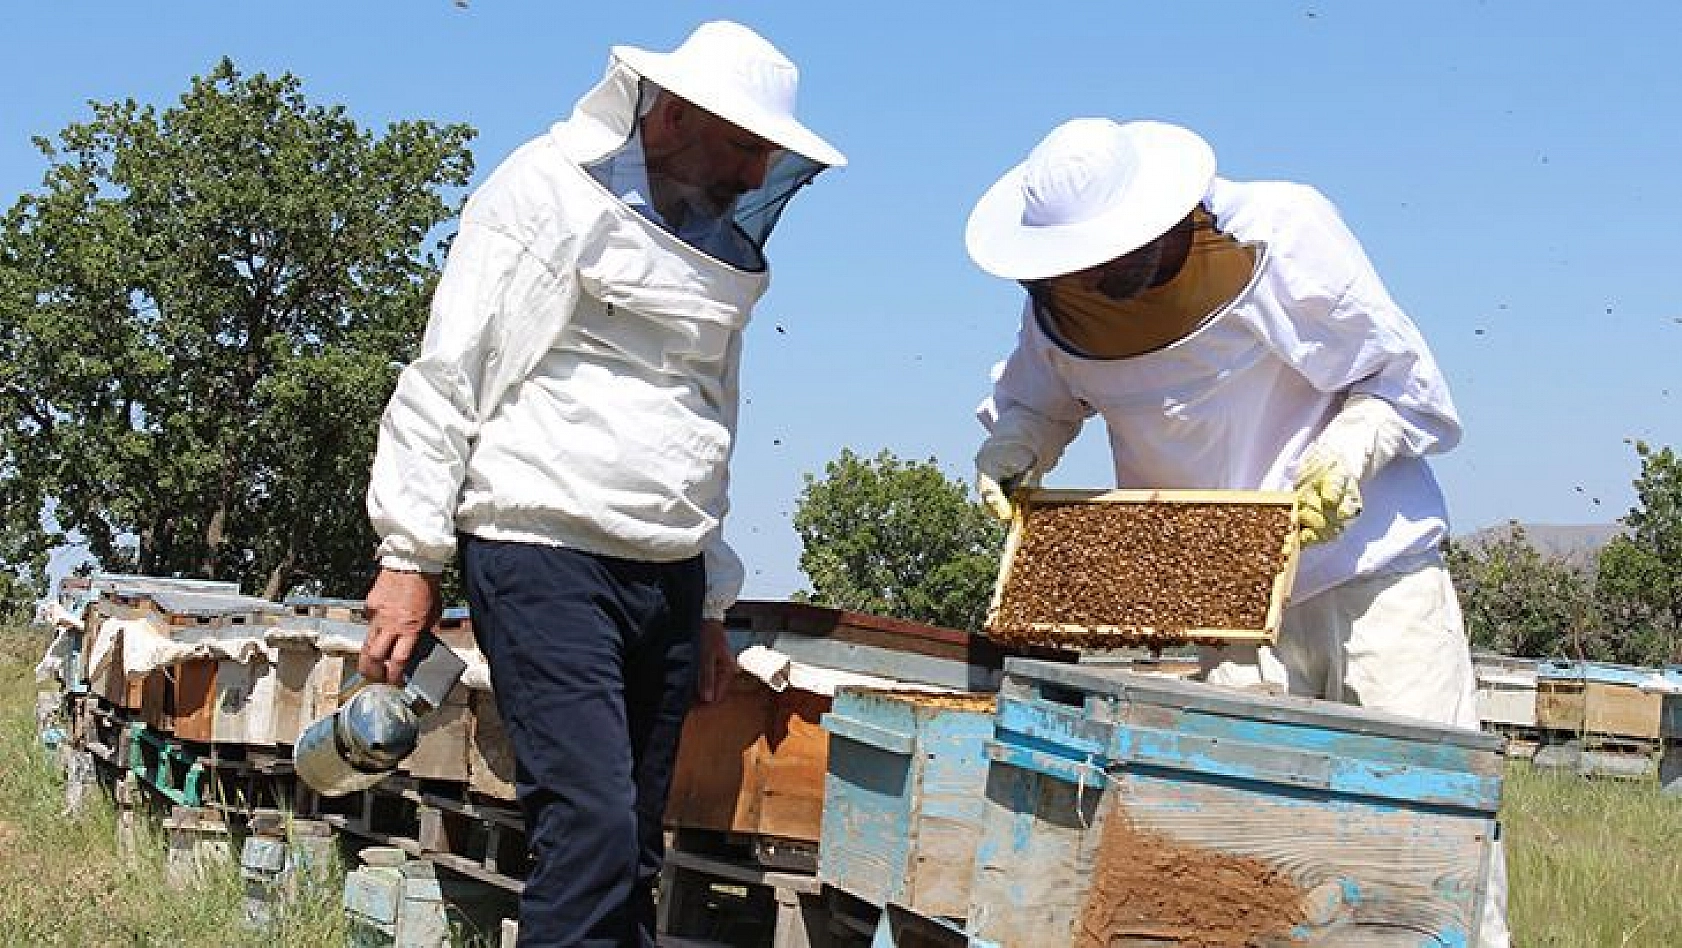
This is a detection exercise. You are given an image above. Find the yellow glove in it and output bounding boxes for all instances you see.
[975,436,1038,523]
[1293,450,1363,546]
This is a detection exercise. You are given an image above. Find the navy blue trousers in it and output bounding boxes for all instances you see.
[462,536,703,948]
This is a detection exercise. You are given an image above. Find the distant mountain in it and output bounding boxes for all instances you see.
[1454,522,1624,570]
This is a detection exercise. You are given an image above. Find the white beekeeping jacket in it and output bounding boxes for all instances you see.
[368,59,825,618]
[979,178,1462,601]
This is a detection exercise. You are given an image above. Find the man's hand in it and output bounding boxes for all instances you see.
[1293,450,1363,547]
[975,435,1038,522]
[359,568,443,686]
[695,619,736,704]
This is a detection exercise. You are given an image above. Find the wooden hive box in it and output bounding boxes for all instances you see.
[986,488,1298,651]
[171,658,218,743]
[280,596,368,624]
[404,682,472,783]
[81,602,152,712]
[270,645,354,746]
[90,617,130,707]
[664,671,831,849]
[83,608,127,707]
[966,658,1506,948]
[1474,659,1539,731]
[212,650,281,746]
[132,668,170,728]
[1535,660,1682,742]
[818,687,996,918]
[467,689,517,801]
[270,643,320,745]
[665,600,1035,854]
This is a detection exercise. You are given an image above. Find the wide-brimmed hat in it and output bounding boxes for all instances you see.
[613,21,846,168]
[966,119,1214,281]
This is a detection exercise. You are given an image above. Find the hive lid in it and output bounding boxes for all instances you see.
[1001,656,1508,755]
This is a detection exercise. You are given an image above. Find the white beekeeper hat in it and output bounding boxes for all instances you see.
[966,119,1214,281]
[613,21,847,168]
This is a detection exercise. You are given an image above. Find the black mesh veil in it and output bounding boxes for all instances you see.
[579,79,831,272]
[731,150,825,252]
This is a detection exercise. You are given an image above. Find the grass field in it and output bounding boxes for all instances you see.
[0,624,346,947]
[2,622,1680,946]
[1502,760,1682,946]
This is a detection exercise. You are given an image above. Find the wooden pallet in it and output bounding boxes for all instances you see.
[316,774,531,893]
[657,845,828,948]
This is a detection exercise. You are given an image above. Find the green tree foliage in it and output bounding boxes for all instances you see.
[1447,523,1601,660]
[0,59,474,607]
[1595,441,1682,665]
[1449,441,1682,666]
[792,449,1005,631]
[0,517,47,623]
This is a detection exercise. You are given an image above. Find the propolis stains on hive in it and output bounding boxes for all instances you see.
[986,489,1298,649]
[1075,813,1308,948]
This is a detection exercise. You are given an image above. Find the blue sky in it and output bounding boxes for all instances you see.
[5,2,1679,600]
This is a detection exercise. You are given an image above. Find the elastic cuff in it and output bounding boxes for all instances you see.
[379,553,447,575]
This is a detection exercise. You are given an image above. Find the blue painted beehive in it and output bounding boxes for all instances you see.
[820,687,997,919]
[968,659,1506,947]
[1535,658,1668,686]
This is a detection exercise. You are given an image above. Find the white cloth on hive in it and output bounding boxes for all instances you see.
[35,628,74,683]
[113,616,269,676]
[734,644,955,697]
[44,601,85,632]
[1638,673,1682,694]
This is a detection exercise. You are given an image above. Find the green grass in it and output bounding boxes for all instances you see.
[0,624,347,947]
[3,623,1681,945]
[1504,760,1682,946]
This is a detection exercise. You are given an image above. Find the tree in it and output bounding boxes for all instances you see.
[0,58,474,603]
[792,448,1006,632]
[1447,522,1602,660]
[1595,441,1682,665]
[0,513,48,623]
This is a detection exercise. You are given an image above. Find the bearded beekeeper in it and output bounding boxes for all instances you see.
[356,22,845,947]
[966,118,1508,946]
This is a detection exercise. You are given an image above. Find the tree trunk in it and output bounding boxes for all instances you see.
[139,515,169,575]
[261,541,296,602]
[138,523,156,575]
[200,453,241,579]
[200,502,227,579]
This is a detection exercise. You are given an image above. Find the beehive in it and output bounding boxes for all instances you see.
[968,659,1507,947]
[819,687,996,917]
[986,488,1298,649]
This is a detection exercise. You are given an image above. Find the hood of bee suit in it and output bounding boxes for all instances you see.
[553,20,846,253]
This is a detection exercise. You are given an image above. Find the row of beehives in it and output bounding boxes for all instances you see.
[814,658,1509,948]
[1474,653,1682,745]
[47,573,519,800]
[44,574,1514,946]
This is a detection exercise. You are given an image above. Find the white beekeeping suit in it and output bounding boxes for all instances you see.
[367,26,842,620]
[964,118,1507,946]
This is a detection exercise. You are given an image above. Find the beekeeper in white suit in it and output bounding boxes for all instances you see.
[357,22,844,947]
[965,118,1508,945]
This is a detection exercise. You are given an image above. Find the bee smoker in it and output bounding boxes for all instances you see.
[295,633,467,797]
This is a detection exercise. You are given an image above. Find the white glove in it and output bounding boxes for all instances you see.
[1293,449,1363,546]
[1292,393,1410,546]
[975,436,1038,522]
